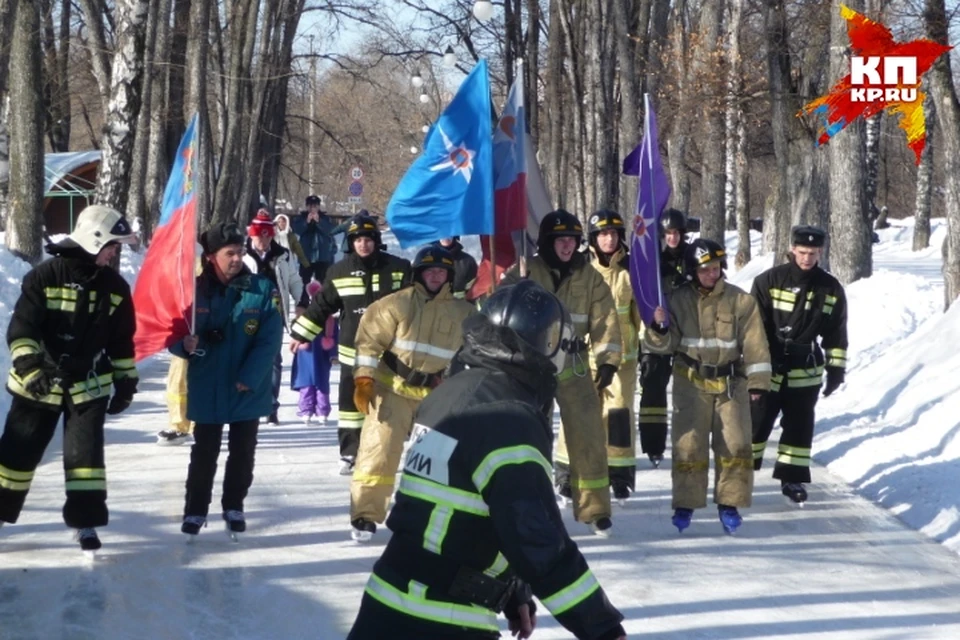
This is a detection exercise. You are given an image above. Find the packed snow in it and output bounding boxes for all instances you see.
[2,219,960,639]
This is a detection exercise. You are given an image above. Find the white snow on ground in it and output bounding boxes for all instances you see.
[3,219,960,638]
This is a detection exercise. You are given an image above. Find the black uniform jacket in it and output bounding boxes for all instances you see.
[371,313,625,640]
[290,250,411,367]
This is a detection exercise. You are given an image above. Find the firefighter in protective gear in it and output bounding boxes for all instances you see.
[503,209,622,530]
[349,245,476,541]
[643,238,771,534]
[587,209,642,501]
[638,208,689,468]
[432,236,478,299]
[347,280,627,640]
[290,213,412,475]
[750,225,848,505]
[0,205,139,548]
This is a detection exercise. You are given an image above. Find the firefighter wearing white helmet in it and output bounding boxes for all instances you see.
[0,204,139,554]
[503,209,622,535]
[348,245,476,542]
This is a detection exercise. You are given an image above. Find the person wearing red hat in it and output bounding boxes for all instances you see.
[244,209,305,424]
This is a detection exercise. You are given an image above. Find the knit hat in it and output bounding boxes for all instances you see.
[200,222,244,255]
[248,209,275,238]
[306,280,323,298]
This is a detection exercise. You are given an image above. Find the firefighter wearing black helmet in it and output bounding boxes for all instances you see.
[503,209,621,535]
[750,225,848,505]
[291,213,412,475]
[347,245,476,542]
[346,280,627,640]
[643,238,771,535]
[587,209,643,502]
[638,208,690,468]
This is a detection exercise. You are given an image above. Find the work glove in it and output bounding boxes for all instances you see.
[822,367,845,397]
[594,364,617,392]
[353,376,376,415]
[14,353,57,400]
[107,377,138,415]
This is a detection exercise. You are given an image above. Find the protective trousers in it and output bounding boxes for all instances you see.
[347,588,499,640]
[338,367,364,458]
[603,362,638,491]
[554,365,612,523]
[184,419,259,517]
[165,356,193,434]
[638,355,671,456]
[671,375,754,509]
[751,383,820,484]
[0,395,109,528]
[350,386,419,523]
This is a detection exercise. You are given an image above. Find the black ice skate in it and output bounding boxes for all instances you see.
[76,528,101,558]
[556,482,572,508]
[156,429,191,446]
[612,483,631,507]
[182,515,207,542]
[781,482,808,507]
[338,456,356,476]
[591,517,613,538]
[223,510,246,541]
[351,518,376,543]
[648,454,664,469]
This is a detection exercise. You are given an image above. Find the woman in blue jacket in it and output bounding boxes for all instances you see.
[170,222,283,539]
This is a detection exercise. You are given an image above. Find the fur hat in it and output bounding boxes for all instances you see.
[248,209,275,238]
[791,225,826,248]
[200,222,244,255]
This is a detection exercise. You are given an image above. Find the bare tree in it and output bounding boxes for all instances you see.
[693,0,726,243]
[39,0,71,151]
[667,0,691,214]
[913,92,934,251]
[6,0,45,262]
[0,0,16,226]
[77,0,112,110]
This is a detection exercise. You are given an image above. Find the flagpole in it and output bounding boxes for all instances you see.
[517,59,528,278]
[644,93,664,306]
[190,112,202,335]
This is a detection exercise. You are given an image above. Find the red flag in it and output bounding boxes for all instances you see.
[133,115,199,360]
[470,73,527,299]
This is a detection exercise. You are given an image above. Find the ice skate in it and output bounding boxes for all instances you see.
[781,482,808,507]
[648,454,664,469]
[156,429,191,446]
[338,456,355,476]
[718,505,742,534]
[265,412,280,425]
[351,518,376,543]
[302,415,314,426]
[182,515,207,542]
[672,508,693,533]
[223,510,246,542]
[591,517,613,538]
[612,483,631,508]
[556,482,572,508]
[76,528,101,559]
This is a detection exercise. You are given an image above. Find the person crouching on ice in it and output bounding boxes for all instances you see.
[172,222,283,540]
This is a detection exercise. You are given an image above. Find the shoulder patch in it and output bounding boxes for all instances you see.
[270,288,282,312]
[244,318,260,335]
[404,423,458,485]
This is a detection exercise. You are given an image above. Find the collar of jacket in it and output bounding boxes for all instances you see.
[787,256,818,282]
[246,238,285,262]
[413,280,453,301]
[589,245,628,270]
[200,262,254,294]
[696,276,727,298]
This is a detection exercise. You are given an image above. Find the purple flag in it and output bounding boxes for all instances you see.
[625,95,672,328]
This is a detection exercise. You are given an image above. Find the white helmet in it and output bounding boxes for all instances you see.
[58,205,137,255]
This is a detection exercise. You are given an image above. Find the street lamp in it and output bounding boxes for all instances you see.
[443,46,457,68]
[421,124,430,134]
[419,91,430,104]
[410,146,419,154]
[473,0,494,22]
[411,69,424,88]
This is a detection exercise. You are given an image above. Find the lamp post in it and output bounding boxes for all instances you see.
[443,45,457,68]
[473,0,494,22]
[411,69,424,88]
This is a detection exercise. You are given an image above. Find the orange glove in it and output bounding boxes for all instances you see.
[353,377,376,415]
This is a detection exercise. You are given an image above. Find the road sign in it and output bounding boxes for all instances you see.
[348,196,362,204]
[349,181,363,197]
[350,166,364,180]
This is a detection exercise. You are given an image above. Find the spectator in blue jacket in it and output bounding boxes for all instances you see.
[170,222,283,539]
[291,195,347,285]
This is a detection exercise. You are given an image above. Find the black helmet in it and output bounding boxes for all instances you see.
[588,209,625,236]
[660,208,688,234]
[683,238,727,281]
[539,209,583,241]
[344,213,382,253]
[480,280,574,372]
[413,245,455,275]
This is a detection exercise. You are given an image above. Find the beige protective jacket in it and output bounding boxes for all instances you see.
[504,253,622,372]
[644,278,772,394]
[353,282,476,400]
[589,247,642,364]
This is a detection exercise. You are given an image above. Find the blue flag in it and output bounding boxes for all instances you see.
[386,60,494,248]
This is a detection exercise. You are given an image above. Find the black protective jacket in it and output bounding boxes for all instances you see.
[432,239,478,298]
[290,250,411,367]
[6,247,137,408]
[660,241,688,290]
[751,259,848,386]
[363,314,625,640]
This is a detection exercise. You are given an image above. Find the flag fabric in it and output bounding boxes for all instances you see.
[625,95,672,328]
[386,60,494,248]
[133,115,199,360]
[471,67,528,298]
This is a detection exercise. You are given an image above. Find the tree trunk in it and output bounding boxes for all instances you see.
[724,0,744,231]
[924,0,960,307]
[734,113,751,268]
[77,0,112,110]
[913,93,935,251]
[165,0,190,163]
[6,0,44,262]
[95,0,148,215]
[525,0,540,141]
[827,0,871,285]
[763,0,791,260]
[693,0,726,244]
[186,0,212,226]
[557,0,586,215]
[40,0,70,151]
[645,0,670,101]
[544,0,564,205]
[863,0,884,225]
[667,0,690,215]
[615,0,640,218]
